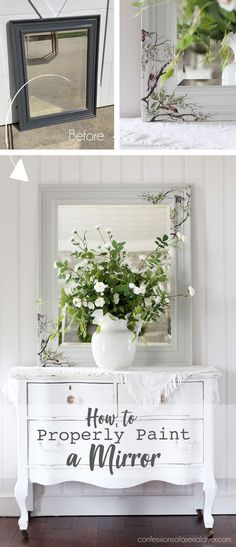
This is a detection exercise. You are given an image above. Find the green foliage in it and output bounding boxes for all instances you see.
[140,0,236,85]
[55,227,179,342]
[178,0,236,61]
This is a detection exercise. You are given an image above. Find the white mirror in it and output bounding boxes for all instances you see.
[142,0,236,122]
[40,185,192,365]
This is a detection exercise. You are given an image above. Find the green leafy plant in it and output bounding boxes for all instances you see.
[178,0,236,68]
[55,227,192,343]
[139,0,236,89]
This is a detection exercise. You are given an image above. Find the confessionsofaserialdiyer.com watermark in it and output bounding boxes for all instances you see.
[137,537,232,544]
[68,129,105,143]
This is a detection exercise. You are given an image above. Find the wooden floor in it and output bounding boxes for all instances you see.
[0,515,236,546]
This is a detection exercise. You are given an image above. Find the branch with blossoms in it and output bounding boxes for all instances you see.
[141,187,191,238]
[37,312,76,367]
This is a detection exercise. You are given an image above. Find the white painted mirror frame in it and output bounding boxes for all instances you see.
[141,0,236,122]
[39,184,192,366]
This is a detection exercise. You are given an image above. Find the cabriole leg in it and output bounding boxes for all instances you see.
[203,478,217,530]
[14,479,29,533]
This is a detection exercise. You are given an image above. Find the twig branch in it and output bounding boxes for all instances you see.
[142,61,170,101]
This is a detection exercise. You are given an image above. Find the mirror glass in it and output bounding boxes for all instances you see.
[177,0,223,87]
[57,204,173,346]
[24,29,88,118]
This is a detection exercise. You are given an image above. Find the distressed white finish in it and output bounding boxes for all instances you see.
[9,367,219,532]
[0,0,114,126]
[0,155,236,515]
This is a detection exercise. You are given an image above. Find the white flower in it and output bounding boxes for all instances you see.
[70,236,75,244]
[65,273,70,282]
[101,243,110,250]
[129,282,146,295]
[95,297,105,308]
[95,225,101,230]
[139,284,146,295]
[217,0,236,11]
[155,296,161,305]
[88,302,95,310]
[134,285,146,295]
[139,255,146,261]
[158,284,165,292]
[65,282,77,296]
[145,297,152,307]
[188,286,195,297]
[113,293,120,305]
[134,287,142,295]
[82,300,88,308]
[73,297,82,308]
[53,261,58,269]
[94,281,108,293]
[165,297,170,304]
[176,232,186,243]
[92,309,104,325]
[106,228,112,234]
[74,259,88,272]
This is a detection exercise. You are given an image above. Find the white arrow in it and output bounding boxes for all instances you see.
[5,74,71,182]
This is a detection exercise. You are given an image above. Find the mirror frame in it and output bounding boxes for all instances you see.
[39,184,192,366]
[10,16,100,131]
[141,0,236,122]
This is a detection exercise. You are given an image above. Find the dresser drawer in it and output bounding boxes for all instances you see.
[28,418,203,466]
[118,381,203,418]
[29,420,93,466]
[27,382,114,418]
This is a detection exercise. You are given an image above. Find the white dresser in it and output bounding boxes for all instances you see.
[7,366,220,539]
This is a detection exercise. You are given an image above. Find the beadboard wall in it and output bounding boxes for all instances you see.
[0,154,236,515]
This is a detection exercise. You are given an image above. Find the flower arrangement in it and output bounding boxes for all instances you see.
[55,226,193,343]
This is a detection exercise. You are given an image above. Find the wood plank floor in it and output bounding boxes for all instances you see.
[0,515,236,546]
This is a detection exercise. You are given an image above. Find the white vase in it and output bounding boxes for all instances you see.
[91,314,137,371]
[222,32,236,85]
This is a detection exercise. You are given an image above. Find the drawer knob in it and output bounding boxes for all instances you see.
[67,395,75,404]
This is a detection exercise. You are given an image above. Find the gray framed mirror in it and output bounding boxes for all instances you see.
[39,184,192,366]
[10,16,100,130]
[142,0,236,122]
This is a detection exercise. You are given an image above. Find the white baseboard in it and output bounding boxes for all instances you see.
[33,494,202,516]
[1,494,236,517]
[0,497,19,517]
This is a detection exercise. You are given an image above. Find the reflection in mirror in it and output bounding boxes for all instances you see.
[177,0,223,87]
[24,29,88,118]
[58,205,173,346]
